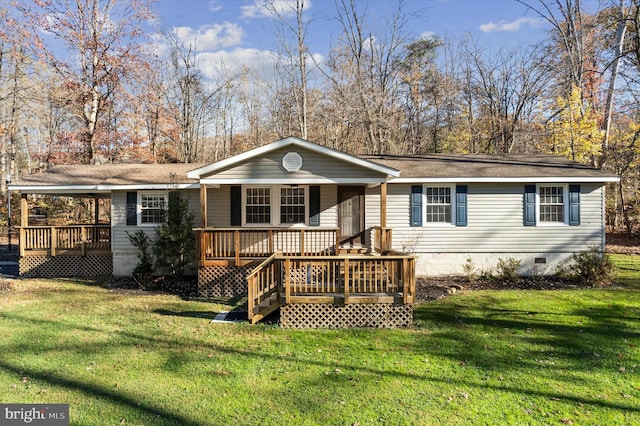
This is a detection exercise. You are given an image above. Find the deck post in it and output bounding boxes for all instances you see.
[344,257,350,304]
[81,226,87,256]
[285,257,291,304]
[19,227,25,257]
[50,226,57,257]
[234,230,240,265]
[403,258,409,304]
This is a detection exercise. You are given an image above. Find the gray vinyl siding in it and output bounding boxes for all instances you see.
[204,147,384,181]
[207,186,230,227]
[111,189,201,254]
[207,184,338,228]
[382,182,604,253]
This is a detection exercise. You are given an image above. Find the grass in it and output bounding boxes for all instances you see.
[0,257,639,425]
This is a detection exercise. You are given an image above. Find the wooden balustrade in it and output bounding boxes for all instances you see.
[282,254,415,304]
[373,226,393,253]
[247,253,415,322]
[19,225,111,257]
[195,227,339,266]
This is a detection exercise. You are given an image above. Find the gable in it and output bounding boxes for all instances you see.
[198,146,392,184]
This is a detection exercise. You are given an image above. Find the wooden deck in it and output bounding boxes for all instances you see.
[247,253,416,324]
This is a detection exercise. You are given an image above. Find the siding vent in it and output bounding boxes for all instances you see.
[283,152,302,172]
[534,257,547,264]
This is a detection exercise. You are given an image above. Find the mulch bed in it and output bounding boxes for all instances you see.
[414,276,588,304]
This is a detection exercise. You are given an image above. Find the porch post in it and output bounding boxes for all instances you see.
[94,195,100,224]
[20,194,28,226]
[380,182,387,228]
[200,184,207,228]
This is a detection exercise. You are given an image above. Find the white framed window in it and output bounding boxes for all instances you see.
[139,192,167,225]
[243,185,308,226]
[280,186,306,224]
[537,184,568,225]
[425,185,454,225]
[245,187,272,225]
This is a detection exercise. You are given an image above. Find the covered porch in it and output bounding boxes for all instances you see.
[15,192,113,277]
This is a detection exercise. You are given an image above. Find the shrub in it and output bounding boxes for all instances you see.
[568,247,613,286]
[127,230,154,288]
[463,257,479,282]
[153,190,195,278]
[496,257,522,283]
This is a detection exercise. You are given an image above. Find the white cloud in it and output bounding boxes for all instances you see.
[173,22,244,51]
[479,17,541,33]
[196,47,324,86]
[241,0,312,19]
[197,48,280,82]
[208,1,223,12]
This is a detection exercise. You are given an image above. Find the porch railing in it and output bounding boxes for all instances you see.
[19,225,111,257]
[247,253,416,323]
[195,227,339,265]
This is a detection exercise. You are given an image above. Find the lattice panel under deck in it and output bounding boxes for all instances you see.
[280,303,413,329]
[19,255,113,278]
[198,265,255,297]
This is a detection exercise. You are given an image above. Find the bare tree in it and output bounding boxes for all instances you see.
[18,0,155,164]
[268,0,312,140]
[459,39,549,153]
[324,0,411,154]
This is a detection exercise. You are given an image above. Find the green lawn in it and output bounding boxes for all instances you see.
[0,256,638,425]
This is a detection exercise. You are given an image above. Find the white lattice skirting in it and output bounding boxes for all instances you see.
[20,255,113,278]
[280,303,413,329]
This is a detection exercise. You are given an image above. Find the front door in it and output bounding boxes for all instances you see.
[338,186,365,246]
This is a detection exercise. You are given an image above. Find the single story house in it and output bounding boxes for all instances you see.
[9,137,619,327]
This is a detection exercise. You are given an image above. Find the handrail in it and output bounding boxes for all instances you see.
[247,252,281,323]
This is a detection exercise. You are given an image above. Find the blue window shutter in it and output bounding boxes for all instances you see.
[524,185,536,226]
[126,192,137,226]
[230,186,241,226]
[456,185,468,226]
[569,184,580,226]
[309,186,321,226]
[410,185,423,227]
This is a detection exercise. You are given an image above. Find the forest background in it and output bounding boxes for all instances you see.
[0,0,638,233]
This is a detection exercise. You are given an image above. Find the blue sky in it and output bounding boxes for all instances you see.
[151,0,592,81]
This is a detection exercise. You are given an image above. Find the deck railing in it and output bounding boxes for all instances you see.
[246,252,281,319]
[19,225,111,257]
[247,253,416,323]
[195,227,339,265]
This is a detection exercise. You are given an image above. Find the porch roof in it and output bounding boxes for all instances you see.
[367,154,619,183]
[10,163,205,194]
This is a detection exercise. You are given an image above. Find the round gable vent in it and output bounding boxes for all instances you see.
[282,151,302,172]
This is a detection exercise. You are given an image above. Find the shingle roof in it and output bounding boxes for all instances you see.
[14,163,205,186]
[363,154,618,180]
[12,153,617,190]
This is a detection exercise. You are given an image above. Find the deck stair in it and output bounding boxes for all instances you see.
[251,290,282,323]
